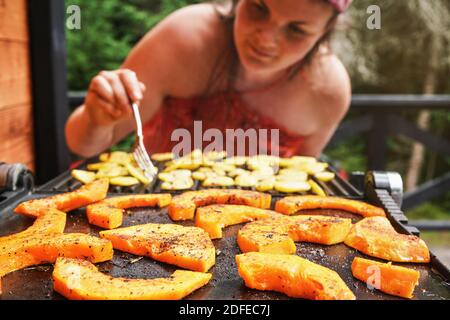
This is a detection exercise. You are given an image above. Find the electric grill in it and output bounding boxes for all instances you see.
[0,159,449,300]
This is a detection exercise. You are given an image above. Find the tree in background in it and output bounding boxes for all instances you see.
[65,0,199,91]
[329,0,450,218]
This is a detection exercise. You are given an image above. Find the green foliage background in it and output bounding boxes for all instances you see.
[65,0,449,220]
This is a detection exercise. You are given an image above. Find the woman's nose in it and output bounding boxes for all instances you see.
[255,27,279,51]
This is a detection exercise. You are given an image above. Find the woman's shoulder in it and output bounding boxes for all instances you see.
[299,49,352,121]
[127,4,228,97]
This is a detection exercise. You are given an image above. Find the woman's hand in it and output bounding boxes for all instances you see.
[84,69,146,126]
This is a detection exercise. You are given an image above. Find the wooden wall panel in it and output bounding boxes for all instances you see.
[0,0,28,42]
[0,0,35,171]
[0,41,31,109]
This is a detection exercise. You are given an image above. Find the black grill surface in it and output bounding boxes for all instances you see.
[1,193,449,300]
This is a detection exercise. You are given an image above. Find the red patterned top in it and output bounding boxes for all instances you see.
[142,90,305,157]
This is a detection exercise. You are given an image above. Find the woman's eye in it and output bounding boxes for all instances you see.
[288,25,306,36]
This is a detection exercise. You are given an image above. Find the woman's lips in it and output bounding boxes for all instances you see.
[248,42,277,60]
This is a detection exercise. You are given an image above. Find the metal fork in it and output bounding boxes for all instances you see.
[130,101,158,182]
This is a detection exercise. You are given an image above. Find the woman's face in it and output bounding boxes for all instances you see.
[234,0,334,74]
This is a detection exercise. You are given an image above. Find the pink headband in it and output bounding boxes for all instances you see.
[327,0,352,12]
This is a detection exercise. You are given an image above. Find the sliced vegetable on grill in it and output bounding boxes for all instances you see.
[168,189,271,221]
[71,170,96,185]
[236,252,355,300]
[100,223,215,272]
[14,179,109,218]
[0,209,66,244]
[202,176,235,187]
[53,257,212,300]
[314,171,336,182]
[351,257,420,299]
[0,233,113,281]
[125,162,151,185]
[86,194,172,229]
[275,195,386,218]
[95,166,129,179]
[308,179,327,196]
[195,205,281,239]
[344,217,430,263]
[234,174,258,188]
[151,152,175,162]
[274,181,311,193]
[109,176,140,187]
[237,215,353,254]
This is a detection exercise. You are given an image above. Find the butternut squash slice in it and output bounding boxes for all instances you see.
[86,194,172,229]
[14,179,109,218]
[100,223,215,272]
[0,233,113,280]
[236,252,356,300]
[351,257,420,299]
[168,189,271,221]
[195,205,281,239]
[53,257,212,300]
[344,217,430,263]
[238,215,352,254]
[275,195,386,218]
[0,209,66,244]
[0,209,66,295]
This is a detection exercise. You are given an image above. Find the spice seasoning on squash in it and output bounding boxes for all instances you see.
[351,257,420,299]
[86,194,172,229]
[168,189,271,221]
[0,233,113,281]
[195,204,281,239]
[0,209,66,244]
[0,209,67,295]
[237,215,352,254]
[275,195,386,218]
[14,179,109,218]
[236,252,355,300]
[100,223,215,272]
[344,217,430,263]
[52,257,212,300]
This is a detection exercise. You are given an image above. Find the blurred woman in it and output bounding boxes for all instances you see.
[66,0,352,158]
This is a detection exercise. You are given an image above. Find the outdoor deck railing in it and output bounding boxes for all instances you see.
[68,92,450,231]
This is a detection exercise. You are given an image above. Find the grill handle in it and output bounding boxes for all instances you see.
[364,171,403,207]
[0,162,34,193]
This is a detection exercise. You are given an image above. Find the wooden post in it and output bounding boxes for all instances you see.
[28,0,71,184]
[0,0,35,171]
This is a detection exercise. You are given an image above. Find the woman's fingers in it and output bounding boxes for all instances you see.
[100,71,131,117]
[119,69,143,104]
[89,75,115,104]
[85,91,121,123]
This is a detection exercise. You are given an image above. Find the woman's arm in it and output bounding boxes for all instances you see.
[65,4,220,158]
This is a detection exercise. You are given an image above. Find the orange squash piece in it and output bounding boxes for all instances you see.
[100,223,215,272]
[86,194,172,229]
[0,209,66,244]
[14,179,109,218]
[168,189,271,221]
[236,252,355,300]
[275,195,386,218]
[195,204,281,239]
[351,257,420,299]
[0,209,67,295]
[53,257,211,300]
[344,217,430,263]
[238,215,352,254]
[0,233,113,280]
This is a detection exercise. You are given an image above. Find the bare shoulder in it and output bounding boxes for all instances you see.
[124,3,227,96]
[302,51,352,122]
